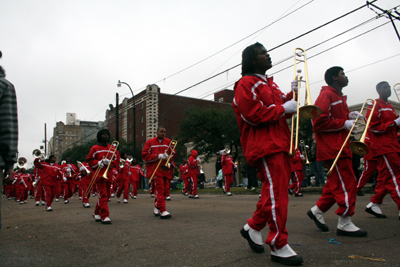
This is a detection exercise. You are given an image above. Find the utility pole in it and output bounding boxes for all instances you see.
[116,93,119,142]
[44,123,47,155]
[367,1,400,42]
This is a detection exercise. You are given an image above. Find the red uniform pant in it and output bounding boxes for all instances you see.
[35,184,45,201]
[189,175,198,196]
[42,185,57,208]
[164,179,172,198]
[63,182,74,201]
[371,153,400,209]
[18,187,28,202]
[247,153,290,252]
[356,159,377,191]
[80,183,90,204]
[182,178,189,193]
[153,176,168,213]
[131,180,139,197]
[289,170,304,194]
[316,157,356,217]
[224,173,234,193]
[94,180,111,220]
[116,179,130,200]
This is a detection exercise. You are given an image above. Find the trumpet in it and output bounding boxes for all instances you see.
[393,83,400,102]
[327,99,376,176]
[149,140,177,184]
[160,140,178,171]
[119,158,126,168]
[84,140,119,198]
[289,48,321,155]
[77,161,91,175]
[17,157,27,169]
[32,149,45,161]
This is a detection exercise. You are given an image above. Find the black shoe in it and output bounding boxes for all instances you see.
[337,228,367,237]
[271,255,303,266]
[240,227,264,253]
[307,210,329,232]
[365,207,387,218]
[356,191,364,196]
[294,193,303,197]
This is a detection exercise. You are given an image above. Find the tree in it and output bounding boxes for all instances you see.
[177,106,241,162]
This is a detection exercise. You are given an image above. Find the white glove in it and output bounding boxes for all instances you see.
[157,154,164,160]
[162,153,168,160]
[300,155,305,160]
[196,157,201,163]
[282,100,297,114]
[99,162,105,168]
[291,80,298,92]
[80,167,85,171]
[63,177,67,182]
[344,119,358,132]
[102,158,110,166]
[66,168,71,172]
[395,117,400,125]
[128,172,131,176]
[348,111,363,120]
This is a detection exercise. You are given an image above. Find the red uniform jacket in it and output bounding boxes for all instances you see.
[367,98,400,157]
[180,163,189,179]
[119,162,131,182]
[312,86,351,161]
[87,143,120,182]
[34,158,63,187]
[233,75,293,167]
[130,164,144,182]
[142,136,174,178]
[187,150,200,178]
[221,155,235,175]
[61,163,78,182]
[290,149,303,172]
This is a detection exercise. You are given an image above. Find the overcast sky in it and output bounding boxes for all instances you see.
[1,0,399,166]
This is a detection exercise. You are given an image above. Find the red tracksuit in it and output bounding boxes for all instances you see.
[289,149,304,195]
[164,161,176,198]
[233,74,293,252]
[61,163,78,201]
[180,163,190,194]
[188,150,200,196]
[356,133,377,192]
[18,173,30,202]
[142,136,175,213]
[34,159,63,208]
[130,164,143,197]
[34,167,45,202]
[116,162,131,200]
[313,86,357,217]
[79,162,92,204]
[367,99,400,209]
[87,143,120,220]
[221,154,235,193]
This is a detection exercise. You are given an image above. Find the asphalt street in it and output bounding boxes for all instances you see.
[0,190,399,267]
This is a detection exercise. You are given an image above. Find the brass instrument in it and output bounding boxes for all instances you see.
[393,83,400,102]
[289,48,321,155]
[299,140,310,165]
[32,149,45,161]
[127,156,133,163]
[84,141,119,198]
[77,161,91,175]
[327,99,376,176]
[149,140,177,184]
[119,158,126,168]
[160,140,178,171]
[33,177,40,187]
[17,157,27,169]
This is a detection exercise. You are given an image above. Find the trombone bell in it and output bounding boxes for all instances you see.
[299,105,322,119]
[350,142,369,156]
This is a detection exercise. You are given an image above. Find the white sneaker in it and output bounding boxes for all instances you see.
[93,214,101,222]
[166,196,171,201]
[35,201,40,206]
[226,192,232,196]
[123,199,128,203]
[79,197,82,200]
[160,211,171,219]
[101,217,112,224]
[64,200,69,204]
[251,187,256,191]
[111,193,115,197]
[133,196,137,199]
[84,203,90,208]
[41,201,45,205]
[150,194,154,198]
[154,207,160,217]
[194,195,199,199]
[46,206,52,211]
[20,201,24,205]
[117,198,121,203]
[55,198,59,202]
[92,194,96,197]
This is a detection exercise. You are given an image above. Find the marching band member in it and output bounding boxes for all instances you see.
[220,149,236,196]
[60,157,78,204]
[130,158,144,199]
[33,165,45,206]
[233,42,303,265]
[142,126,174,219]
[116,154,130,204]
[17,168,30,204]
[78,159,91,208]
[87,129,120,224]
[34,155,63,211]
[288,148,305,197]
[307,66,367,237]
[187,150,200,199]
[179,159,189,196]
[364,81,400,219]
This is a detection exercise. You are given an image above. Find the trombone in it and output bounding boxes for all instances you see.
[148,140,177,184]
[299,140,310,165]
[393,83,400,102]
[77,161,91,175]
[327,99,376,176]
[160,140,178,171]
[289,48,321,155]
[84,141,119,198]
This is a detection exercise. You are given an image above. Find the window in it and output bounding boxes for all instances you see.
[141,116,144,123]
[142,129,144,136]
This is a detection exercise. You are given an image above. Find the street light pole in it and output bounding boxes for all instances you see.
[117,80,136,157]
